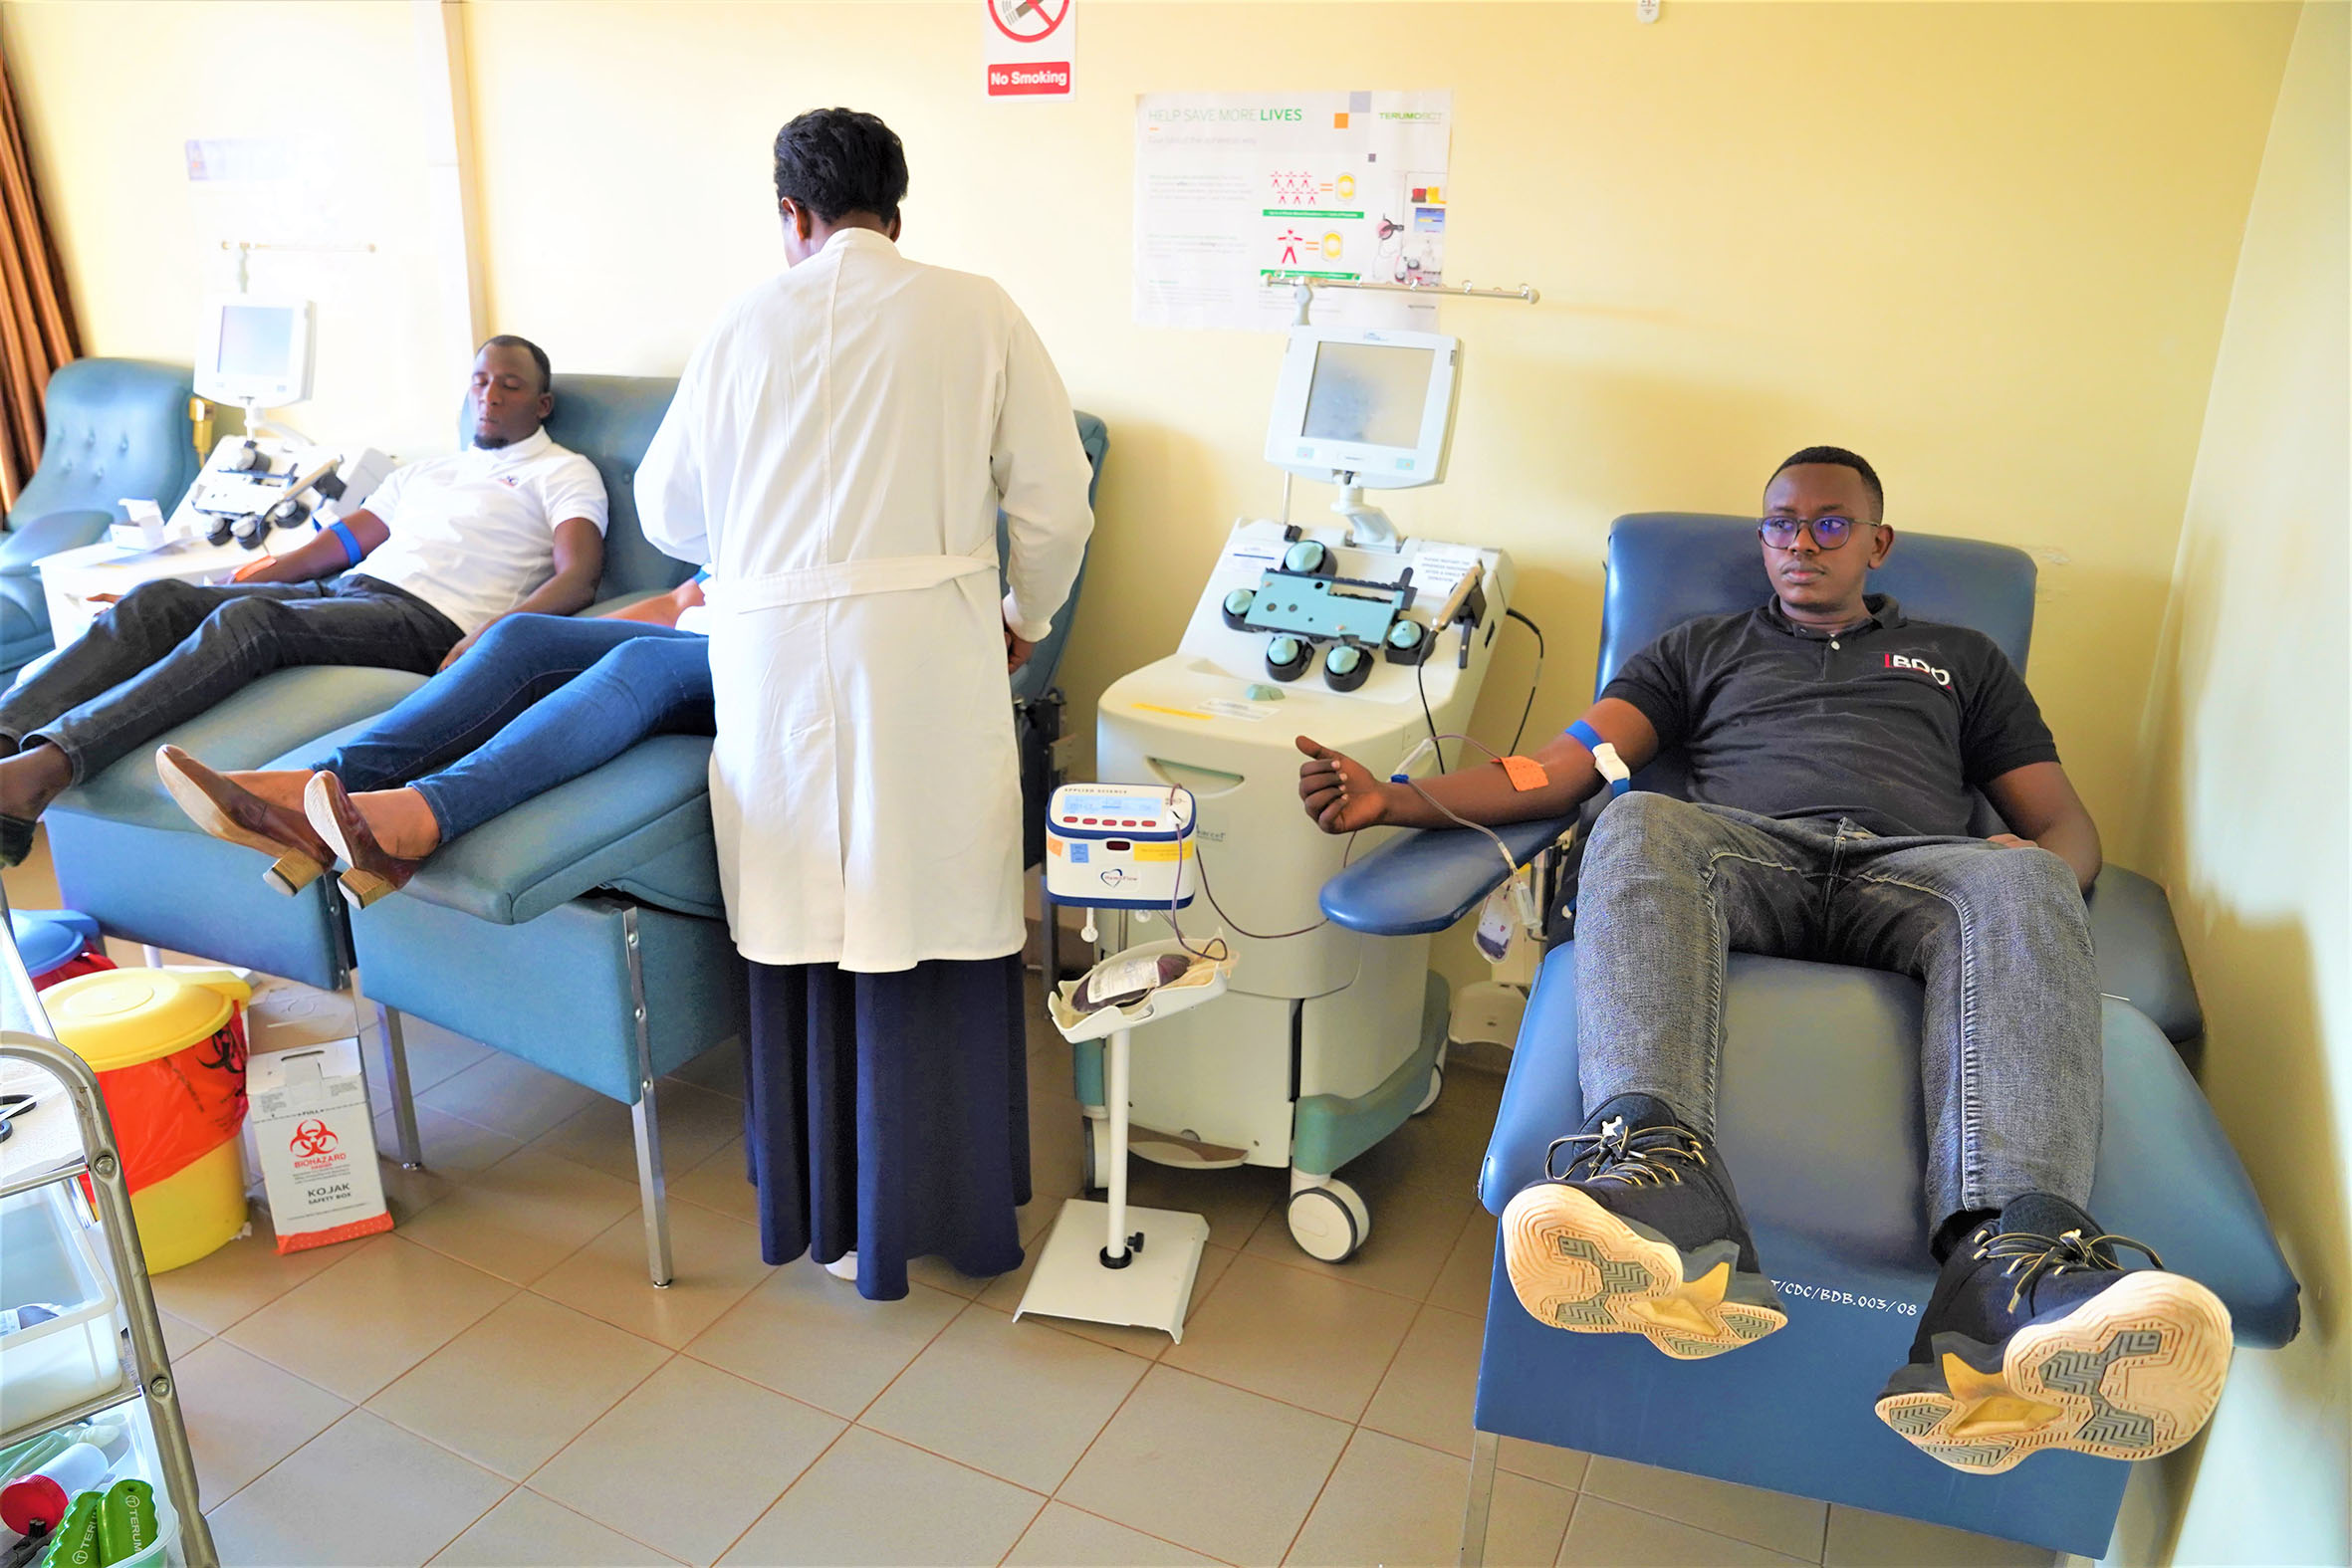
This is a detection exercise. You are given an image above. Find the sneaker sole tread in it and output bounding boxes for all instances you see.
[1501,1182,1785,1360]
[1875,1270,2234,1472]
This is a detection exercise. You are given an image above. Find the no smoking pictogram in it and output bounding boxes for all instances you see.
[984,0,1074,98]
[990,0,1068,44]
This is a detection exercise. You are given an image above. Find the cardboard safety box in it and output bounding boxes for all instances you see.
[240,979,392,1254]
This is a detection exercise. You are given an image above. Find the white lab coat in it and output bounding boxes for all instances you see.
[637,229,1094,972]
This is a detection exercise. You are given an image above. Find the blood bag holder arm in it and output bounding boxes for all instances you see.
[1048,939,1232,1044]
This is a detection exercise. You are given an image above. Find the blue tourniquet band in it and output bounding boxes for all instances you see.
[327,520,363,566]
[1564,719,1632,796]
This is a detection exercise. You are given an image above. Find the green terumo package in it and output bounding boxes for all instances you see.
[33,1493,98,1568]
[98,1480,155,1563]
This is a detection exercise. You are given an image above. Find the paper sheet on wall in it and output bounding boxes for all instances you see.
[1134,91,1452,333]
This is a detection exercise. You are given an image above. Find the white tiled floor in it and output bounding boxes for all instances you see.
[7,838,2061,1567]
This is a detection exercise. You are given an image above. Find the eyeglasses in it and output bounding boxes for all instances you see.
[1758,515,1880,551]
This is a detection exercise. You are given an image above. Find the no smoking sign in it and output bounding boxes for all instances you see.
[984,0,1073,99]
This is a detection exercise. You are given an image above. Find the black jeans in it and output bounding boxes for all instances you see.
[0,575,461,783]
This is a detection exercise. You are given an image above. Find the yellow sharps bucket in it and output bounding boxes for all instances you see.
[46,968,253,1272]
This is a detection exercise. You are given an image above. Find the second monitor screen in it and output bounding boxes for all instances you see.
[1300,341,1435,451]
[217,305,297,380]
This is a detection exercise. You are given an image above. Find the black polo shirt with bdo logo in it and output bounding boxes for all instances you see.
[1600,594,2058,838]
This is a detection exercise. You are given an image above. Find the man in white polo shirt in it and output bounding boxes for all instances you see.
[0,336,607,866]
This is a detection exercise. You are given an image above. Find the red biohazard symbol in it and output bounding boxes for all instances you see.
[290,1119,339,1158]
[988,0,1068,44]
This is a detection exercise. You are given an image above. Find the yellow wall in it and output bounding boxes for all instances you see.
[3,1,456,456]
[7,2,2298,853]
[2130,4,2350,1561]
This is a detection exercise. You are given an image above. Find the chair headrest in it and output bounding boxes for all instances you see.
[1596,512,2039,697]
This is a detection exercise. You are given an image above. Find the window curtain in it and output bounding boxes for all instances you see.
[0,43,80,515]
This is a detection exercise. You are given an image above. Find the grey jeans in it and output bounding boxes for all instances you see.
[0,575,460,783]
[1573,792,2100,1228]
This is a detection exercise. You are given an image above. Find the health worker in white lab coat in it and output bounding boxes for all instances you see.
[637,108,1095,1301]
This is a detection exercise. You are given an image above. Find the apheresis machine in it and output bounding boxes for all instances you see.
[1069,322,1515,1264]
[40,294,390,647]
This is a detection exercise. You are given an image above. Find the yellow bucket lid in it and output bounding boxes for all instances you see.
[45,968,252,1072]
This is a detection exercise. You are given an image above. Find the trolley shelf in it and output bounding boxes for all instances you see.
[1,889,218,1568]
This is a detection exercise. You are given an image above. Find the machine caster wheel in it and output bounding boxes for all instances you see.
[1414,1065,1444,1116]
[1288,1180,1370,1262]
[1080,1113,1109,1197]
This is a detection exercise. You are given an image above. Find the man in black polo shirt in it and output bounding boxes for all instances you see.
[1294,447,2233,1474]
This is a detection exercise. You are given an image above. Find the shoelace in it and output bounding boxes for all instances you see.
[1973,1225,2164,1313]
[1542,1115,1710,1188]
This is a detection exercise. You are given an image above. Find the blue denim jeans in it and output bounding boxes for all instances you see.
[0,575,458,782]
[311,612,711,843]
[1573,792,2100,1229]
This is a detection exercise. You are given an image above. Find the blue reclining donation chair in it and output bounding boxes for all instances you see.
[44,376,691,991]
[1318,514,2298,1558]
[2,359,200,683]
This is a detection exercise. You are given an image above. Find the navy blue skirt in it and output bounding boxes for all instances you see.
[742,955,1032,1300]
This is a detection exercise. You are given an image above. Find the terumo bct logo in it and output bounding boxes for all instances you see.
[290,1119,340,1159]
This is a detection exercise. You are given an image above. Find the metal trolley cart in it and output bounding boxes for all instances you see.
[0,900,216,1567]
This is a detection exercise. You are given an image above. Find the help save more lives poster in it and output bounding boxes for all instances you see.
[1134,91,1454,331]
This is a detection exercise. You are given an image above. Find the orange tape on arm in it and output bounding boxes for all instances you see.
[1500,756,1549,791]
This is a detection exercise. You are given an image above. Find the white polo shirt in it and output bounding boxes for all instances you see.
[354,427,609,635]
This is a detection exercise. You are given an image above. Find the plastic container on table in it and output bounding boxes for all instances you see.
[7,912,114,991]
[44,969,252,1274]
[0,1184,120,1435]
[98,1407,185,1568]
[0,1416,187,1567]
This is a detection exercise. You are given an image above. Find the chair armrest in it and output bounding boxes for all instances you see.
[1318,813,1579,936]
[0,510,114,576]
[2085,864,2203,1045]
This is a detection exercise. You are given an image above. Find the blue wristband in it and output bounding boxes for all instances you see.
[326,520,362,566]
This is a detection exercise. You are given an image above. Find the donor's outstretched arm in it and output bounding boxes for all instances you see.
[1296,697,1660,835]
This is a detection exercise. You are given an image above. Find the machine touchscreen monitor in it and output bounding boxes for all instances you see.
[1265,325,1459,490]
[194,294,316,408]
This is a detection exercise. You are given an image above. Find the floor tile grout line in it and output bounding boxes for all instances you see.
[1027,1495,1247,1567]
[988,1493,1056,1568]
[413,1470,521,1568]
[841,1296,1158,1500]
[367,1317,678,1496]
[206,1234,522,1401]
[705,1419,861,1567]
[167,1212,405,1344]
[505,1483,691,1567]
[507,1346,691,1508]
[1272,1294,1442,1565]
[1037,1341,1157,1524]
[1553,1486,1589,1568]
[837,1414,1058,1504]
[202,1403,508,1555]
[1575,1485,1828,1565]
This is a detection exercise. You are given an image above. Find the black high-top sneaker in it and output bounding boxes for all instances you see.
[1500,1093,1786,1359]
[1875,1193,2233,1473]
